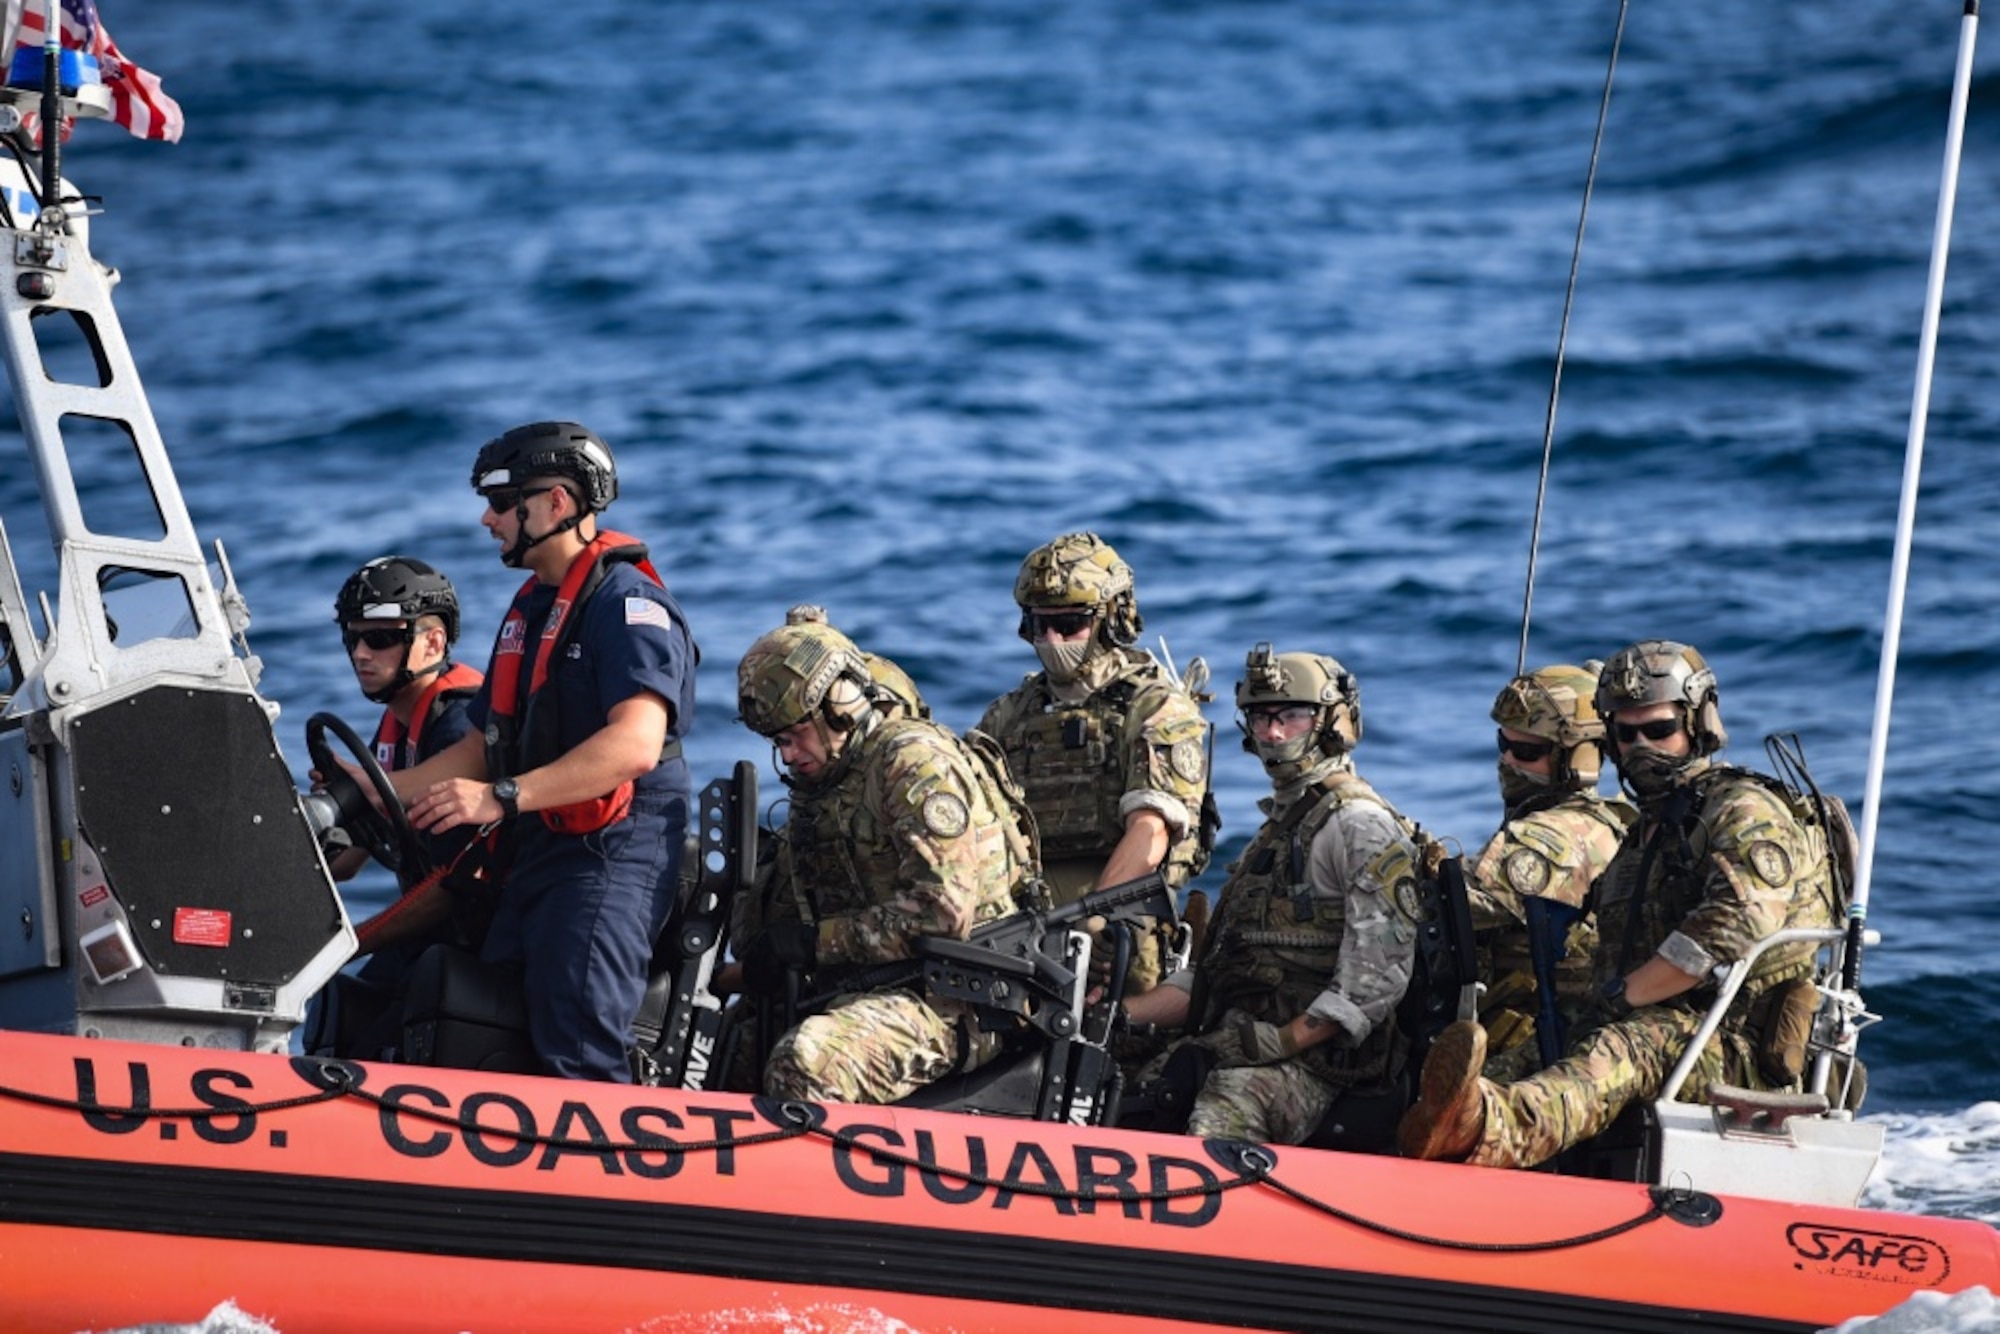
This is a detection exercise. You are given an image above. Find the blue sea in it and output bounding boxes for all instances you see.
[13,0,1997,1228]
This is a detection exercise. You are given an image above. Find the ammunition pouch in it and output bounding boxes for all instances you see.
[1754,974,1822,1086]
[1481,1001,1538,1058]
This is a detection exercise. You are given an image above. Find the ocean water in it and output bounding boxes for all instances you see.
[9,0,1996,1226]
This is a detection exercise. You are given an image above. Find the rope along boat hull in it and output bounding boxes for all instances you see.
[0,1031,1991,1333]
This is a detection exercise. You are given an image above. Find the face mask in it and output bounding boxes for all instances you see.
[1255,731,1315,775]
[1036,638,1093,686]
[1618,745,1691,804]
[1497,758,1552,812]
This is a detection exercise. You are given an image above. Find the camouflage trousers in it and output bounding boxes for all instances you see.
[1139,1008,1335,1145]
[1471,1004,1762,1170]
[765,989,992,1105]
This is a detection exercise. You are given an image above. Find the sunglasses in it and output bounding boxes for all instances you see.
[1614,718,1683,745]
[343,625,412,652]
[482,484,560,514]
[1496,730,1556,762]
[1027,609,1096,638]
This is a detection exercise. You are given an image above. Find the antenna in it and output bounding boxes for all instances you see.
[1515,0,1632,676]
[1845,0,1981,988]
[37,0,60,217]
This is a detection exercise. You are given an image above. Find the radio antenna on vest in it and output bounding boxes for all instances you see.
[1846,0,1981,988]
[1515,0,1632,676]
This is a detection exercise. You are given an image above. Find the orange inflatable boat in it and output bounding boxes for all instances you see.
[1,1028,1994,1333]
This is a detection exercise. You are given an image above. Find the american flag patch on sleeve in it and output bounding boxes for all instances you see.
[625,597,672,631]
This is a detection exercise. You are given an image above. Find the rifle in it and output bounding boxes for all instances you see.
[916,870,1177,1039]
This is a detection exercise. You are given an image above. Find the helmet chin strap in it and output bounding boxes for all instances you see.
[501,489,591,568]
[367,652,447,705]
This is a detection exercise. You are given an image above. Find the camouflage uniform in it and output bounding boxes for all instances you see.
[1466,765,1841,1169]
[1467,792,1632,1071]
[763,712,1022,1105]
[1156,768,1420,1144]
[978,644,1210,989]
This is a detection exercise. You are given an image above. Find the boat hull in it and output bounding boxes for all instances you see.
[0,1030,1991,1333]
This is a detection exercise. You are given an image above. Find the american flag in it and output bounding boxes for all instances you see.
[625,597,673,632]
[9,0,183,143]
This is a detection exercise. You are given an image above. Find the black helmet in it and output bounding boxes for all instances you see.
[334,556,460,644]
[471,420,619,514]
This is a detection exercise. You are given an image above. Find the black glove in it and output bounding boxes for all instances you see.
[742,921,819,995]
[1597,975,1636,1023]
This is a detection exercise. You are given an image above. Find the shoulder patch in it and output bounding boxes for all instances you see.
[1393,875,1424,924]
[1364,841,1415,895]
[1169,738,1206,784]
[1511,819,1577,867]
[921,791,970,839]
[624,596,672,631]
[1505,847,1553,897]
[1747,840,1792,887]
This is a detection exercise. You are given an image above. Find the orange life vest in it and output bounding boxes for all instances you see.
[371,662,485,772]
[483,530,677,836]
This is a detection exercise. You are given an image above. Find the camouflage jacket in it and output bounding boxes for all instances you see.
[777,715,1021,969]
[1191,770,1419,1091]
[1594,764,1840,1013]
[978,646,1210,901]
[1468,791,1634,1010]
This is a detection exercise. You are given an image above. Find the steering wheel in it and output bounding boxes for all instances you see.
[306,711,431,886]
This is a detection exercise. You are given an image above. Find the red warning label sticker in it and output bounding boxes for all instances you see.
[173,908,232,948]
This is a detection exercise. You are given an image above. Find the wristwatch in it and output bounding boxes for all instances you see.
[492,777,521,820]
[1600,975,1634,1020]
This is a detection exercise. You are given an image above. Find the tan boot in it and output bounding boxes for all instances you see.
[1397,1021,1489,1162]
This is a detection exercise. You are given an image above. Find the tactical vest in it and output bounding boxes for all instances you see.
[371,662,484,773]
[782,716,1021,962]
[983,654,1207,891]
[1192,773,1407,1093]
[1472,793,1631,1017]
[1594,765,1838,1014]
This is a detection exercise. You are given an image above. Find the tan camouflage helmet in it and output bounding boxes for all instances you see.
[1492,662,1606,785]
[784,604,930,720]
[1235,642,1362,756]
[1595,639,1727,757]
[1013,531,1142,645]
[737,614,875,737]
